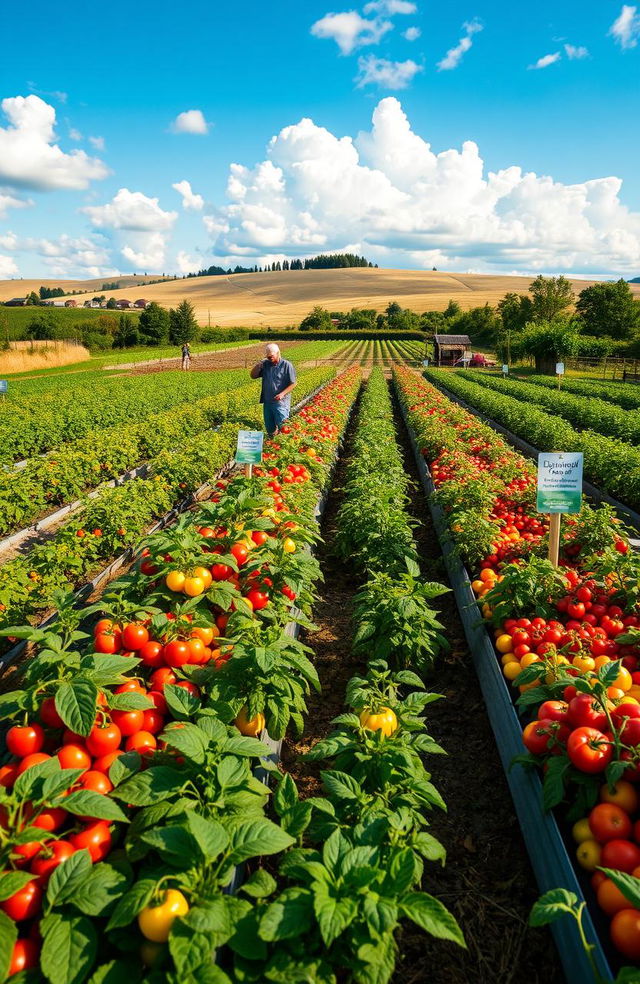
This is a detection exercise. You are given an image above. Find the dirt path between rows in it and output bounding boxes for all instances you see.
[283,380,565,984]
[126,341,305,375]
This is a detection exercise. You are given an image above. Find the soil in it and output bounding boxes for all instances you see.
[126,341,306,375]
[282,379,566,984]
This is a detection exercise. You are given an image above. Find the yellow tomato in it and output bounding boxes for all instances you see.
[359,706,398,737]
[600,780,639,815]
[471,580,485,595]
[572,818,593,844]
[572,655,596,674]
[520,653,541,668]
[576,839,602,872]
[495,634,514,654]
[234,706,265,736]
[282,537,296,553]
[165,570,185,593]
[191,566,213,591]
[183,576,205,598]
[613,666,633,692]
[138,889,189,943]
[594,655,611,672]
[503,661,522,681]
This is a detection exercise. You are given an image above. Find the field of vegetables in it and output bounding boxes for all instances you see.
[2,346,640,984]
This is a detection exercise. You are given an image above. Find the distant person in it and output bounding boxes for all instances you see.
[181,342,191,370]
[250,343,297,436]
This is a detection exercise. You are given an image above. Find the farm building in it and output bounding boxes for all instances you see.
[134,298,149,309]
[432,333,471,366]
[64,299,78,307]
[4,297,26,306]
[116,299,132,309]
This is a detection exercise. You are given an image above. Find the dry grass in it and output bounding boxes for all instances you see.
[2,269,638,328]
[0,275,173,303]
[0,340,91,374]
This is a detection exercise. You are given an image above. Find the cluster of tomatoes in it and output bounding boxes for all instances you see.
[0,370,362,977]
[570,781,640,960]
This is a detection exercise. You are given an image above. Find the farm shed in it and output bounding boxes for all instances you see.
[432,334,471,366]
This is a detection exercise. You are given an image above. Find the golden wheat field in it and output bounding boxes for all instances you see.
[0,340,91,374]
[1,269,638,327]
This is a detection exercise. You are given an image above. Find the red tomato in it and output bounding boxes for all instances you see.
[17,753,51,776]
[567,728,613,774]
[78,770,113,794]
[567,695,608,731]
[522,720,569,756]
[39,697,63,728]
[0,879,42,920]
[86,722,121,758]
[538,700,570,724]
[186,637,206,664]
[6,724,45,758]
[163,640,191,668]
[114,680,146,694]
[139,641,164,668]
[111,709,144,737]
[611,909,640,959]
[69,821,112,862]
[175,680,200,698]
[57,744,91,771]
[251,530,269,546]
[142,709,164,734]
[230,543,248,566]
[121,623,149,651]
[94,630,122,654]
[8,939,39,975]
[30,841,75,885]
[245,589,269,611]
[211,563,233,581]
[0,763,18,788]
[589,803,633,843]
[33,807,67,832]
[601,839,640,873]
[149,668,177,692]
[126,731,157,753]
[92,750,123,775]
[148,690,168,714]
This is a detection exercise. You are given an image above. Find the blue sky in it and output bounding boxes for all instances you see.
[1,0,639,280]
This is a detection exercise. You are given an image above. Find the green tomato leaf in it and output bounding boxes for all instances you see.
[55,679,99,737]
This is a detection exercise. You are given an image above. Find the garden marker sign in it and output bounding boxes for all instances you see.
[556,362,565,390]
[0,380,6,398]
[502,365,509,375]
[236,430,263,476]
[537,452,584,566]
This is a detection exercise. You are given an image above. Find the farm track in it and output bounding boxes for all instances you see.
[283,381,564,984]
[127,341,306,374]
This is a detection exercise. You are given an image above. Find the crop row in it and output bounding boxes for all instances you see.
[460,370,640,447]
[283,369,463,980]
[426,370,640,514]
[0,380,266,538]
[523,373,640,413]
[0,369,363,983]
[0,368,334,636]
[1,341,346,466]
[394,366,640,976]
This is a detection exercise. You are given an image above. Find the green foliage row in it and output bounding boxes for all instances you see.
[427,369,640,513]
[0,368,335,632]
[458,369,640,446]
[524,372,640,412]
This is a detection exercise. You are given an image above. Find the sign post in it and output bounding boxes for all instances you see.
[536,452,584,566]
[422,358,429,368]
[502,364,509,377]
[0,380,7,400]
[235,430,264,478]
[556,362,565,391]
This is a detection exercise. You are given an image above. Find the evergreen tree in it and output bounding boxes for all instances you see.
[169,299,199,344]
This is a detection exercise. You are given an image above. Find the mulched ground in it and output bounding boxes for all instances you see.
[282,380,566,984]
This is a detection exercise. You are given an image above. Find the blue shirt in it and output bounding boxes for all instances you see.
[257,358,296,407]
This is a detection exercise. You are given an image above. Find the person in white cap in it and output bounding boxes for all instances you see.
[250,343,297,436]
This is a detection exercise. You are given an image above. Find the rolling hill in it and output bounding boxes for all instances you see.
[1,269,638,328]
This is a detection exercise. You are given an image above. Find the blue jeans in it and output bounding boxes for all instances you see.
[263,400,289,436]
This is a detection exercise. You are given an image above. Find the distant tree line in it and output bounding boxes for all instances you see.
[187,252,376,279]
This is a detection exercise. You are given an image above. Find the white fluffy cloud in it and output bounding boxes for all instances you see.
[83,188,177,271]
[175,250,201,273]
[170,109,209,134]
[203,96,640,276]
[356,55,422,88]
[609,5,640,47]
[89,135,105,151]
[0,193,33,219]
[310,11,392,54]
[0,96,109,191]
[32,234,117,278]
[437,20,482,71]
[172,179,205,211]
[0,254,18,278]
[529,51,562,69]
[363,0,416,13]
[403,26,421,40]
[564,44,589,59]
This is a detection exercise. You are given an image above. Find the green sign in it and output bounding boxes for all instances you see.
[235,430,263,464]
[536,452,583,514]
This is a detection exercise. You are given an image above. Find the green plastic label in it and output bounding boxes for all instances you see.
[235,430,263,464]
[536,452,583,514]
